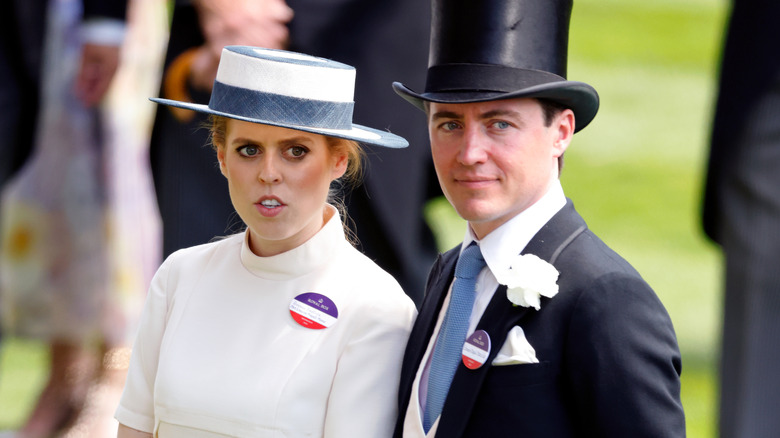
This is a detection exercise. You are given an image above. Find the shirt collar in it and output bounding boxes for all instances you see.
[461,180,566,275]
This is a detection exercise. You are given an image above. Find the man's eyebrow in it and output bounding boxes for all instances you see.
[479,109,522,120]
[430,110,462,121]
[430,109,523,121]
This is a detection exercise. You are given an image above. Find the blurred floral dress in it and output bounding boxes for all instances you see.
[0,0,165,346]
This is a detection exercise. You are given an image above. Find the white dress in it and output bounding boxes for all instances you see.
[115,210,417,437]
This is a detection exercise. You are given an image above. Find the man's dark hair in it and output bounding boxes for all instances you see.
[537,98,569,173]
[538,98,568,127]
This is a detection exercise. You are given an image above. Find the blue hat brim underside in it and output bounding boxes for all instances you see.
[150,98,409,149]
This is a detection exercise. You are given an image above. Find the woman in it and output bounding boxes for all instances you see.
[115,46,416,437]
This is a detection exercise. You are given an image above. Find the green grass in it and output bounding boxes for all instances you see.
[0,338,48,428]
[567,2,727,436]
[568,2,727,436]
[1,0,727,436]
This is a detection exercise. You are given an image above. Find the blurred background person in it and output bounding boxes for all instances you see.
[151,0,439,306]
[0,0,46,199]
[0,0,165,436]
[702,0,780,437]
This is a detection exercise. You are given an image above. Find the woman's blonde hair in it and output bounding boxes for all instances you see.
[207,115,365,244]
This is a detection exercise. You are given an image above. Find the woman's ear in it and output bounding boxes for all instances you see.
[217,146,228,177]
[331,152,348,180]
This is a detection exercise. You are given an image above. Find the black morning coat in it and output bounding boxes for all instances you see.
[394,200,686,437]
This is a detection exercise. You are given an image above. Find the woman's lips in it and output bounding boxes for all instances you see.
[256,196,285,217]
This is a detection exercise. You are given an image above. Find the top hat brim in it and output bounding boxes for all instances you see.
[151,98,409,149]
[392,80,599,133]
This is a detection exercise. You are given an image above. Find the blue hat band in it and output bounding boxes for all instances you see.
[208,81,355,130]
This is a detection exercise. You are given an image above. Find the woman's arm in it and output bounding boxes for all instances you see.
[323,295,416,437]
[117,424,152,438]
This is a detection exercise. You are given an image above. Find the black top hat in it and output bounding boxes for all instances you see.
[393,0,599,132]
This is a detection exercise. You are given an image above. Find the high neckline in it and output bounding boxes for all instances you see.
[239,205,346,281]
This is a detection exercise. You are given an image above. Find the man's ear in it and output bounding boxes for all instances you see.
[553,109,575,158]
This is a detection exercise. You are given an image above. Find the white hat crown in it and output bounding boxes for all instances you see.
[152,46,408,148]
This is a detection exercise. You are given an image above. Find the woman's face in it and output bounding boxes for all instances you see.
[217,120,347,256]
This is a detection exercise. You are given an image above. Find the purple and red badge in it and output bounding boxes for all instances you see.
[462,330,491,369]
[289,292,339,330]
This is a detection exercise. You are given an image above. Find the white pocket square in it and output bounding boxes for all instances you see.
[492,326,539,366]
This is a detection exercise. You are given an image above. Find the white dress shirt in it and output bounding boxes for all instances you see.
[404,181,566,437]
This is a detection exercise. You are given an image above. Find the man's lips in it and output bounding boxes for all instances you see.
[453,176,496,187]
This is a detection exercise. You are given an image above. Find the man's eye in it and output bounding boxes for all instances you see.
[237,145,260,157]
[442,121,460,131]
[493,121,510,129]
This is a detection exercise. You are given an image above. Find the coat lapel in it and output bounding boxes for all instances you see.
[408,249,459,375]
[435,283,532,437]
[434,200,588,438]
[395,248,459,435]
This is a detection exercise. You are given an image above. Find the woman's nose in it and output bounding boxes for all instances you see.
[257,156,282,184]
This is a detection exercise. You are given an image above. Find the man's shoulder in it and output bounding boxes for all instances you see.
[558,225,643,281]
[530,201,649,290]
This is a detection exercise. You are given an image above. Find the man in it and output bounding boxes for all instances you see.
[391,0,686,436]
[702,1,780,436]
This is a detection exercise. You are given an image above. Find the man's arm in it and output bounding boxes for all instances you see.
[566,274,685,436]
[188,0,293,91]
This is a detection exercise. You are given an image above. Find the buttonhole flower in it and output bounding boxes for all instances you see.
[494,254,559,310]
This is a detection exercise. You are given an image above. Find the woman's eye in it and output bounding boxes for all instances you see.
[287,146,308,158]
[237,145,260,157]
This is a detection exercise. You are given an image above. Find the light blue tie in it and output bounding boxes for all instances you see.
[424,243,486,432]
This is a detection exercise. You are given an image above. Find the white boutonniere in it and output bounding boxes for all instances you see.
[494,254,559,310]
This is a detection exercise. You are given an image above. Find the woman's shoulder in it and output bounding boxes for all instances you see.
[332,243,415,307]
[337,243,397,282]
[162,233,243,270]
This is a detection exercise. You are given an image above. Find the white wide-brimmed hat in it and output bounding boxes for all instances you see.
[153,46,408,148]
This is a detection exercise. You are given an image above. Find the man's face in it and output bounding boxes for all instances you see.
[428,98,574,239]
